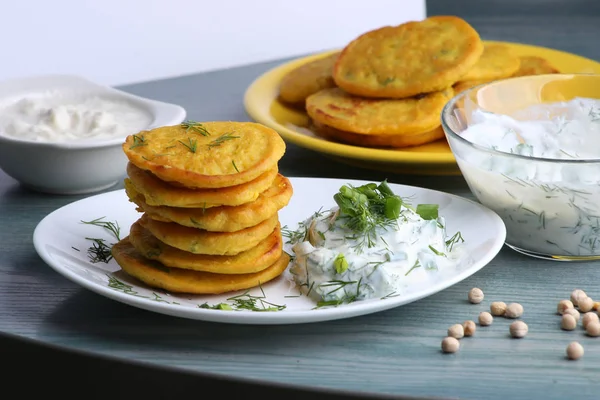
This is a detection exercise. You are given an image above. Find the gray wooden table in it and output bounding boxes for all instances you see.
[2,1,600,399]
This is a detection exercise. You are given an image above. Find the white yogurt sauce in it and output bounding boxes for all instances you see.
[0,91,153,142]
[456,97,600,257]
[287,204,464,304]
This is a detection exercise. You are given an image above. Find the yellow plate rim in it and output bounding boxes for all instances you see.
[244,40,600,168]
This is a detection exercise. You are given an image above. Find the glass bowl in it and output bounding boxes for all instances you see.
[441,73,600,261]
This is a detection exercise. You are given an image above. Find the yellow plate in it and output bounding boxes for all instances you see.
[244,41,600,175]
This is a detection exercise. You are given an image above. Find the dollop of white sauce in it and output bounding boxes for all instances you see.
[456,97,600,257]
[0,91,153,142]
[288,206,464,304]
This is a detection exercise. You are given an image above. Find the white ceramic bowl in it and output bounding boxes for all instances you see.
[0,74,186,195]
[442,73,600,261]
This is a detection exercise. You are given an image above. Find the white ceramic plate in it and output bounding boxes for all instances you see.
[33,177,506,325]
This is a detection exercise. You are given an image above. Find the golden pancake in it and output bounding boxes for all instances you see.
[123,121,286,189]
[333,16,483,98]
[459,44,520,82]
[138,213,279,256]
[128,173,293,232]
[453,79,493,94]
[125,163,277,208]
[512,55,560,77]
[311,119,444,148]
[306,87,454,134]
[278,52,340,106]
[128,220,283,274]
[112,237,290,294]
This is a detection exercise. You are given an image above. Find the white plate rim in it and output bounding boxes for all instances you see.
[33,177,506,325]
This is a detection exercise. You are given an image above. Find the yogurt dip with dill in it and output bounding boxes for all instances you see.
[455,96,600,258]
[284,181,465,306]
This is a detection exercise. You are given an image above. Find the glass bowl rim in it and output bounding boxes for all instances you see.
[441,73,600,165]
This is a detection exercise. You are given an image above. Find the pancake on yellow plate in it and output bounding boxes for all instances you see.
[311,119,445,148]
[138,213,279,256]
[125,163,278,208]
[453,79,493,94]
[306,87,454,135]
[459,43,520,82]
[127,173,293,232]
[512,55,560,76]
[123,121,286,189]
[128,220,283,274]
[112,237,290,294]
[333,15,483,98]
[279,51,340,107]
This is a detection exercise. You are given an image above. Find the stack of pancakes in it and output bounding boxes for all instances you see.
[111,121,293,295]
[278,15,560,149]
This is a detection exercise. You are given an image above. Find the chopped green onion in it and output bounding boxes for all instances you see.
[416,204,439,220]
[333,253,349,274]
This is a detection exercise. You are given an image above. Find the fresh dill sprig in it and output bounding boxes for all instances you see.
[315,278,362,307]
[181,120,211,136]
[281,224,308,244]
[445,231,465,252]
[198,284,286,312]
[232,160,239,172]
[178,137,198,153]
[405,259,421,276]
[208,132,240,148]
[129,134,147,149]
[85,238,113,263]
[80,217,121,263]
[81,217,121,240]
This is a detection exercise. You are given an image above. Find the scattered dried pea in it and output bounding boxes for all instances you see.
[566,341,584,360]
[563,307,580,321]
[448,324,465,339]
[479,311,493,326]
[570,289,587,307]
[582,312,599,329]
[579,296,595,313]
[463,320,476,337]
[509,320,528,338]
[490,301,507,316]
[557,299,574,315]
[561,314,577,331]
[441,336,460,353]
[586,322,600,337]
[504,303,524,319]
[468,288,484,304]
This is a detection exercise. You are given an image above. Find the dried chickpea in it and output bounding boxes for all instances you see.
[561,314,577,331]
[566,341,584,360]
[505,303,524,319]
[593,301,600,311]
[570,289,587,307]
[479,311,493,326]
[441,336,460,353]
[556,299,574,315]
[463,320,476,337]
[509,320,528,338]
[586,322,600,337]
[582,312,599,329]
[468,288,484,304]
[563,307,580,321]
[579,296,594,313]
[448,324,465,339]
[490,301,507,316]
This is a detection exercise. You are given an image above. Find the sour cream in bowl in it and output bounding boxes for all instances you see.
[0,74,186,195]
[442,73,600,261]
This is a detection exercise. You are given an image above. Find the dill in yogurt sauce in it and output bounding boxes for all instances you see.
[285,181,465,306]
[455,97,600,257]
